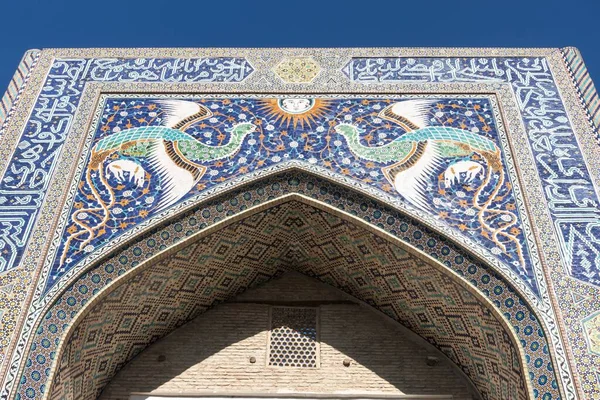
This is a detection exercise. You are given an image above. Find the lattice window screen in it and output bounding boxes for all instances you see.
[268,306,319,368]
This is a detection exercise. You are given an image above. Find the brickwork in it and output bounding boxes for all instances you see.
[100,274,478,400]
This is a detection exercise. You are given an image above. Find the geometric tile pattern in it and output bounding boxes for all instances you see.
[342,54,600,399]
[18,173,560,400]
[43,200,542,400]
[583,311,600,356]
[273,56,320,83]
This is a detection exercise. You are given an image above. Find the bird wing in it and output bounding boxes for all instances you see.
[387,141,445,211]
[379,99,435,130]
[156,99,212,129]
[145,138,205,212]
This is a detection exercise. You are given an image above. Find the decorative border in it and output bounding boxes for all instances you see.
[0,49,40,135]
[561,47,600,140]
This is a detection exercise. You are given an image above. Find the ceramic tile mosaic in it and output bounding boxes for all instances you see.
[45,201,536,400]
[48,95,536,294]
[0,48,599,400]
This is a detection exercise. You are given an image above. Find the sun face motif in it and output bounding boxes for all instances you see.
[281,98,313,114]
[259,97,331,128]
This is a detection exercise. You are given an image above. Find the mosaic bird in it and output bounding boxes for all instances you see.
[89,100,256,211]
[63,100,256,265]
[335,100,501,210]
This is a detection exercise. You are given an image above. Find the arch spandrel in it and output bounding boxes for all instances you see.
[42,95,540,303]
[16,177,562,400]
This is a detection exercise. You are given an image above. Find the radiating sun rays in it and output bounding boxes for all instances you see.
[258,98,331,128]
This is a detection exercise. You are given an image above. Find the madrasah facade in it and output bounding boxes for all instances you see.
[0,47,599,400]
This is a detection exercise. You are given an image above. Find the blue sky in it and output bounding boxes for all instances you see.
[0,0,598,97]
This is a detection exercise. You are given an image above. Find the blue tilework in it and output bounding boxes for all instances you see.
[0,57,253,273]
[344,57,600,286]
[45,96,537,294]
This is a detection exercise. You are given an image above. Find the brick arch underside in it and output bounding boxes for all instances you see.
[47,200,529,400]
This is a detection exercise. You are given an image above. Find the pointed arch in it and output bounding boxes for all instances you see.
[17,171,561,400]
